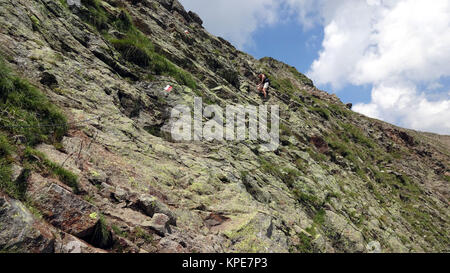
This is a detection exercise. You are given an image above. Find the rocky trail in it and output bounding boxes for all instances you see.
[0,0,448,253]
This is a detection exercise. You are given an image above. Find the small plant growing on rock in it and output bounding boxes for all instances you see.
[134,227,154,244]
[90,214,113,249]
[83,6,198,90]
[293,190,321,209]
[295,232,314,253]
[310,107,330,120]
[80,0,109,30]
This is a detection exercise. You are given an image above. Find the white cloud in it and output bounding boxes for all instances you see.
[179,0,450,134]
[283,0,320,30]
[298,0,450,134]
[353,83,450,134]
[179,0,281,48]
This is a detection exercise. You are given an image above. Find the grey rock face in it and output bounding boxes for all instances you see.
[0,0,448,254]
[0,194,54,253]
[137,195,177,226]
[66,0,80,7]
[27,173,99,238]
[188,11,203,26]
[366,241,382,253]
[144,213,171,236]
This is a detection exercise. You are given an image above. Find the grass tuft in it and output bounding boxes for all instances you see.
[310,107,330,120]
[90,214,113,249]
[24,147,79,193]
[0,56,67,146]
[340,123,376,149]
[109,30,197,89]
[80,0,109,30]
[259,158,301,188]
[79,5,198,89]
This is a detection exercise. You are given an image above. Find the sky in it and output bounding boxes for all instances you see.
[179,0,450,135]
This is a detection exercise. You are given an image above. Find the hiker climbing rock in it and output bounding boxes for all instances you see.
[257,72,270,99]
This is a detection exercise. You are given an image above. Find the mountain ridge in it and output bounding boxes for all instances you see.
[0,0,448,253]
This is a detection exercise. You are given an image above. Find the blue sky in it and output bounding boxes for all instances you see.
[247,18,373,105]
[180,0,450,134]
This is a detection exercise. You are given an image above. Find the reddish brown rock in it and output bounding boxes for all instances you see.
[27,173,99,238]
[204,212,230,228]
[310,135,329,154]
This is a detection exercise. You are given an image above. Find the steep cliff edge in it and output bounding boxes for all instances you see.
[0,0,448,253]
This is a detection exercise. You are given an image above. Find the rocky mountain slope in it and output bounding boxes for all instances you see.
[0,0,448,253]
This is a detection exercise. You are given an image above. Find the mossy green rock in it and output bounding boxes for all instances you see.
[0,0,448,253]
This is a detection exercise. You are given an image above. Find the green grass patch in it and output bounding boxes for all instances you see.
[57,0,69,8]
[24,147,79,193]
[401,203,449,248]
[293,189,321,208]
[280,122,294,137]
[367,182,385,204]
[306,147,327,162]
[268,76,296,95]
[310,107,330,120]
[295,158,308,173]
[0,133,14,158]
[327,138,352,158]
[111,35,196,88]
[111,224,128,238]
[109,21,197,89]
[134,226,154,244]
[259,158,301,188]
[0,160,13,197]
[390,150,403,160]
[329,104,350,117]
[0,56,67,146]
[313,208,326,225]
[0,56,68,199]
[0,134,30,200]
[114,9,134,32]
[282,167,301,188]
[80,0,109,30]
[340,123,376,149]
[294,232,314,253]
[80,5,198,89]
[260,158,282,178]
[372,167,423,202]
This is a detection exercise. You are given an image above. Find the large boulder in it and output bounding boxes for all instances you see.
[188,11,203,26]
[366,241,382,253]
[143,213,171,236]
[323,210,365,253]
[136,195,177,225]
[27,173,99,238]
[171,0,190,21]
[0,194,54,253]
